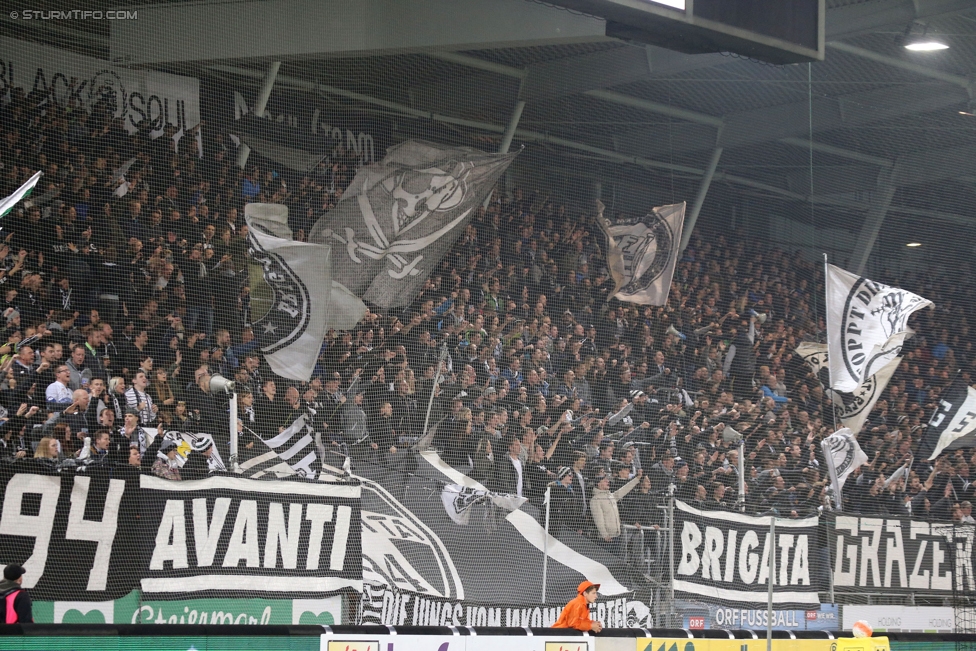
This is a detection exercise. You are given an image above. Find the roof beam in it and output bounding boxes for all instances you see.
[110,0,607,65]
[510,0,976,101]
[826,0,976,40]
[826,41,974,91]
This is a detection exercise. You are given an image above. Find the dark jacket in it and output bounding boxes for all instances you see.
[495,454,530,497]
[181,451,210,481]
[0,579,32,623]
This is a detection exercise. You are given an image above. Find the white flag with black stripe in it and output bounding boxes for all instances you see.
[918,378,976,460]
[598,200,685,305]
[825,264,931,392]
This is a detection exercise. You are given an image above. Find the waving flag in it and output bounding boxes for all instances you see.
[246,204,365,381]
[825,264,931,392]
[821,427,868,509]
[598,200,686,305]
[796,342,899,434]
[917,377,976,460]
[308,140,516,308]
[0,171,42,218]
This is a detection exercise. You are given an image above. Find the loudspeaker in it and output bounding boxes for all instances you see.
[666,324,681,337]
[209,373,236,395]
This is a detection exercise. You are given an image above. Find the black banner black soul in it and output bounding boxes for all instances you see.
[672,500,821,607]
[0,464,362,602]
[830,515,974,594]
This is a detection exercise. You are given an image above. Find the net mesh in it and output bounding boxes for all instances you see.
[0,0,975,633]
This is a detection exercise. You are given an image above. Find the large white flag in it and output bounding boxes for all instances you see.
[0,171,42,218]
[795,342,899,435]
[821,427,869,509]
[917,378,976,460]
[598,200,685,305]
[246,204,358,382]
[825,264,931,392]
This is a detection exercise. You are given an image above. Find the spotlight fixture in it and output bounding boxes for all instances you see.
[905,39,949,51]
[906,242,922,247]
[898,22,948,51]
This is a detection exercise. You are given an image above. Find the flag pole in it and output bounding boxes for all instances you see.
[229,391,239,473]
[821,438,843,510]
[421,344,449,445]
[822,253,838,432]
[766,515,776,651]
[542,484,551,604]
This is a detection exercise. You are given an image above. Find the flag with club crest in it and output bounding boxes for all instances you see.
[821,427,869,509]
[795,342,900,435]
[597,199,686,305]
[308,140,516,308]
[825,263,931,392]
[245,203,366,382]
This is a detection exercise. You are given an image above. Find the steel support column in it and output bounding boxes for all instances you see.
[236,61,281,169]
[680,146,723,252]
[850,166,898,275]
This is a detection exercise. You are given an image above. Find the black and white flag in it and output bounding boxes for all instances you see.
[820,427,868,509]
[162,431,227,473]
[246,204,365,382]
[308,140,516,308]
[238,412,321,480]
[917,378,976,460]
[825,263,931,392]
[795,342,899,435]
[440,484,526,525]
[672,499,820,607]
[598,200,686,305]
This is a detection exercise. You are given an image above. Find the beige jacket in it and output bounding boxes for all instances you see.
[590,475,641,539]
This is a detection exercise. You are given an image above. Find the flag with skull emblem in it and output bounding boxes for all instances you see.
[598,200,686,305]
[308,140,517,308]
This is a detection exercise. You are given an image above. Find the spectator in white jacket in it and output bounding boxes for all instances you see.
[590,468,643,557]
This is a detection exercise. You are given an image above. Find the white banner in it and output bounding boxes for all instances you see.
[843,605,955,632]
[825,264,931,392]
[0,36,200,147]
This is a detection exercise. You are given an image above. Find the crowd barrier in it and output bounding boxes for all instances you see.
[2,626,960,651]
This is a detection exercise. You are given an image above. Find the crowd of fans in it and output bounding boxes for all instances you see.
[1,80,975,566]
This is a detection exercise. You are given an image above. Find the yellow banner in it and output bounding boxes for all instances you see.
[636,639,836,651]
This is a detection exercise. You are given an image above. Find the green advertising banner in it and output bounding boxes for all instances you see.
[28,591,341,626]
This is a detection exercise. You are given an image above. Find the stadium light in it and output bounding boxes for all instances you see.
[906,242,922,247]
[904,39,949,51]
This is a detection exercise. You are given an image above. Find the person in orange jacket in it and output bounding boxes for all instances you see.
[552,580,602,632]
